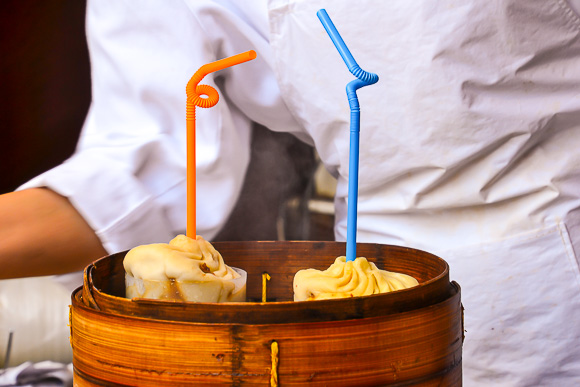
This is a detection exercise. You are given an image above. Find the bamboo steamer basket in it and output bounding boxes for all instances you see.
[70,241,463,386]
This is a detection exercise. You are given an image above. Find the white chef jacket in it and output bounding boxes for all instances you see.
[20,0,580,385]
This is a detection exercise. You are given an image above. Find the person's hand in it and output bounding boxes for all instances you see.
[0,188,107,279]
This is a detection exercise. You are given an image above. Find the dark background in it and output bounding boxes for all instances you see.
[0,1,91,194]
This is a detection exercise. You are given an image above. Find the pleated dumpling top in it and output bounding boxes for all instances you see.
[294,256,418,301]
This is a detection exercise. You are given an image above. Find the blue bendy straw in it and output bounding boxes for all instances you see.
[317,9,379,262]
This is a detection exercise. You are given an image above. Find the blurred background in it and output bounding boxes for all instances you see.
[0,0,91,195]
[0,0,336,242]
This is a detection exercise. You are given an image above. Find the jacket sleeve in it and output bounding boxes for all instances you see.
[18,0,303,253]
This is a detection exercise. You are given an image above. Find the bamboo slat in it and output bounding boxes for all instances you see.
[70,241,463,386]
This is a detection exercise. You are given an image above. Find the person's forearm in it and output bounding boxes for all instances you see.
[0,188,108,279]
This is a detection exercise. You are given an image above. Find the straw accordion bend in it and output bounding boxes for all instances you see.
[316,9,379,262]
[184,51,257,238]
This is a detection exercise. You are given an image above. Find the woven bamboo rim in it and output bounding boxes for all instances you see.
[71,241,463,386]
[84,241,452,323]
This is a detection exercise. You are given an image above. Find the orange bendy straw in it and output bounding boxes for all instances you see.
[185,50,257,238]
